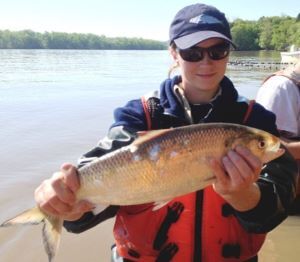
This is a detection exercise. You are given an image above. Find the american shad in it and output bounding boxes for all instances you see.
[1,123,284,261]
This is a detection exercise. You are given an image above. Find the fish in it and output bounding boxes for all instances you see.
[0,122,284,261]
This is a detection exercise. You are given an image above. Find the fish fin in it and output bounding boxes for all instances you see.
[136,130,148,137]
[133,129,171,147]
[42,216,63,262]
[0,207,45,226]
[0,207,63,262]
[152,200,171,211]
[92,204,108,215]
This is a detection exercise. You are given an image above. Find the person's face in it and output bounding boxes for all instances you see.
[170,38,230,101]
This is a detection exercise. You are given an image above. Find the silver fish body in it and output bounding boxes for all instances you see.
[0,123,284,261]
[76,122,283,206]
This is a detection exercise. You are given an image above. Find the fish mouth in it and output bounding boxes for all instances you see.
[262,142,285,163]
[204,175,216,183]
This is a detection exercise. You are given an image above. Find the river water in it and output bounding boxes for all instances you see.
[0,49,299,261]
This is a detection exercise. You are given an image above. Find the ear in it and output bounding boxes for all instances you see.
[169,46,179,62]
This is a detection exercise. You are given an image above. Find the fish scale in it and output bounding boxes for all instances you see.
[75,123,282,206]
[1,122,284,262]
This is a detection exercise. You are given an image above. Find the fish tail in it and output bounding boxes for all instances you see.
[1,207,63,262]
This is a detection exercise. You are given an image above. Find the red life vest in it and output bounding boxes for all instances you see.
[113,96,265,261]
[113,186,265,261]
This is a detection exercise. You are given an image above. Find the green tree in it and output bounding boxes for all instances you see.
[1,17,298,51]
[257,17,274,50]
[257,16,299,51]
[231,20,260,50]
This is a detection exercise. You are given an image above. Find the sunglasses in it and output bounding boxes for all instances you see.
[177,42,231,62]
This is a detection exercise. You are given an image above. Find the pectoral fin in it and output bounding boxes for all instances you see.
[92,204,108,215]
[152,200,171,211]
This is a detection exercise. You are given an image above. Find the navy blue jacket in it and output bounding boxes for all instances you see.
[113,75,279,133]
[64,75,297,235]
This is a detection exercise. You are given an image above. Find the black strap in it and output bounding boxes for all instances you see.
[142,96,163,130]
[153,202,184,250]
[243,100,255,124]
[64,205,119,233]
[222,203,235,217]
[222,243,241,259]
[141,96,188,130]
[155,243,179,262]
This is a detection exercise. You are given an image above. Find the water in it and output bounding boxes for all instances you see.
[0,49,299,261]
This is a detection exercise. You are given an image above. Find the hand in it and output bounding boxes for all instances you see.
[209,146,262,211]
[34,163,94,221]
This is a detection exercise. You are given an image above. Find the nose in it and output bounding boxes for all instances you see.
[201,51,213,63]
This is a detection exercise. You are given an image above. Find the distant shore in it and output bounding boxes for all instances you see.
[1,14,299,52]
[0,30,167,50]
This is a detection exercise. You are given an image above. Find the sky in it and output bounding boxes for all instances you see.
[0,0,299,41]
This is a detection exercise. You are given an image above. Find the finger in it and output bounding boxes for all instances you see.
[39,203,60,217]
[64,211,86,221]
[235,146,262,180]
[73,200,95,213]
[209,157,228,185]
[61,163,80,193]
[46,194,73,214]
[223,153,244,184]
[227,150,252,181]
[51,176,77,205]
[235,146,262,172]
[38,186,73,215]
[35,179,58,206]
[64,208,91,221]
[46,198,92,219]
[34,180,48,203]
[62,201,94,221]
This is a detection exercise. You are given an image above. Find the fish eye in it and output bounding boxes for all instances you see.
[258,140,265,149]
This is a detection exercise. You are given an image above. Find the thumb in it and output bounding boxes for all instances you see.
[75,200,95,213]
[61,163,80,193]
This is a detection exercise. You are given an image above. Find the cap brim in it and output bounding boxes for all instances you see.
[174,31,236,49]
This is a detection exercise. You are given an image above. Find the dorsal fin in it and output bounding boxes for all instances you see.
[133,129,171,147]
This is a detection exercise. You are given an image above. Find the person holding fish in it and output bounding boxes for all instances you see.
[3,3,298,262]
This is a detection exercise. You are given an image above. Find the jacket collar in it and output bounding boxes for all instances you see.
[159,75,238,120]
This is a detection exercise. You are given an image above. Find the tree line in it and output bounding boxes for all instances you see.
[0,30,166,50]
[0,15,299,51]
[231,15,300,50]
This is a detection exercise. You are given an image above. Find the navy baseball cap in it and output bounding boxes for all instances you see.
[169,3,236,49]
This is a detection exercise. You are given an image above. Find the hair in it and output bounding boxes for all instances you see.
[168,42,179,78]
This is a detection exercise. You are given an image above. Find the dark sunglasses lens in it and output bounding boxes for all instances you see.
[178,43,230,62]
[179,49,203,62]
[209,44,230,60]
